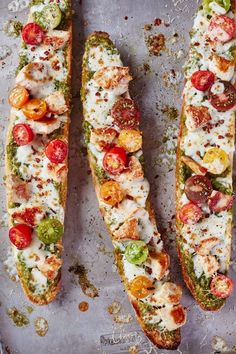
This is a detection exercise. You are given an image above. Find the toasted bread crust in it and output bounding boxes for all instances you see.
[5,5,72,305]
[83,31,181,349]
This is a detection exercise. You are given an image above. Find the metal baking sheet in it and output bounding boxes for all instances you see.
[0,0,236,353]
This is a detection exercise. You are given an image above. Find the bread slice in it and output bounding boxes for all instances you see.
[176,1,235,311]
[82,31,186,349]
[5,0,72,305]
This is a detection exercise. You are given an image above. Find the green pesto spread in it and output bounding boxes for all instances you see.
[95,165,108,184]
[83,120,92,146]
[6,138,22,178]
[179,243,225,310]
[54,80,70,97]
[16,54,29,75]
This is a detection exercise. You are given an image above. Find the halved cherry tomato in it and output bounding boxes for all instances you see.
[118,129,142,153]
[22,23,45,45]
[103,146,127,175]
[125,241,149,265]
[209,81,236,112]
[111,98,140,129]
[185,175,212,204]
[13,124,34,146]
[210,274,234,298]
[45,139,68,164]
[179,202,203,225]
[9,224,32,249]
[208,15,235,43]
[22,98,47,120]
[129,275,154,299]
[203,147,229,174]
[100,180,124,206]
[8,86,29,109]
[191,70,215,91]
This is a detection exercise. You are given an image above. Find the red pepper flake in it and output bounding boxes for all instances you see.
[35,158,41,163]
[218,135,224,139]
[37,184,43,189]
[31,47,36,52]
[95,92,101,97]
[154,18,162,26]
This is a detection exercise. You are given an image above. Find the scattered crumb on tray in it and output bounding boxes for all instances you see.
[69,263,99,298]
[34,317,48,337]
[146,33,166,56]
[3,19,23,38]
[25,306,34,314]
[78,301,89,312]
[161,105,179,121]
[211,336,229,352]
[7,307,29,327]
[4,247,19,282]
[113,314,133,324]
[107,301,121,315]
[129,346,139,354]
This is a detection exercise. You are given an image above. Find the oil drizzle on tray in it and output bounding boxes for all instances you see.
[7,307,29,327]
[68,263,99,298]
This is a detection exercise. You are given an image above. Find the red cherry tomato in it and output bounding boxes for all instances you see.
[22,23,45,45]
[13,124,34,146]
[185,175,212,204]
[209,81,236,112]
[179,202,203,225]
[208,15,235,43]
[9,224,32,249]
[103,146,127,175]
[45,139,68,164]
[210,274,234,299]
[191,70,215,91]
[111,98,140,129]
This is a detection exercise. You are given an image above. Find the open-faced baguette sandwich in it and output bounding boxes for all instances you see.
[5,0,72,305]
[82,31,186,349]
[176,0,235,311]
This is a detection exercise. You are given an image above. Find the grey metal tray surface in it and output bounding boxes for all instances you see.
[0,1,236,353]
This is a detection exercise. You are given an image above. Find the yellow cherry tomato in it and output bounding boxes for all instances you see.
[9,86,29,109]
[100,180,124,206]
[129,275,154,299]
[203,147,230,174]
[118,129,142,153]
[22,98,47,120]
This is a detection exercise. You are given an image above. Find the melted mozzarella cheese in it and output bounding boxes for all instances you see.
[104,199,139,231]
[88,46,122,72]
[122,257,147,282]
[84,79,116,128]
[119,178,150,207]
[30,268,48,294]
[88,143,105,167]
[14,235,49,268]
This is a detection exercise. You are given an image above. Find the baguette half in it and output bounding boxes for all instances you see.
[5,0,72,305]
[176,0,235,310]
[82,31,186,349]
